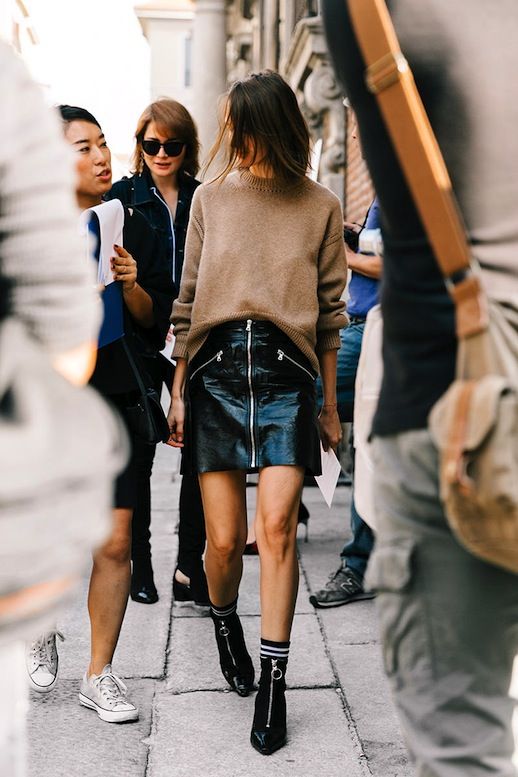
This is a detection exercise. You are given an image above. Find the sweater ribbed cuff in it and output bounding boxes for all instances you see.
[316,329,341,353]
[172,339,188,360]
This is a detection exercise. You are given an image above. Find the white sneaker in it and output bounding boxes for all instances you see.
[25,631,64,693]
[78,665,139,723]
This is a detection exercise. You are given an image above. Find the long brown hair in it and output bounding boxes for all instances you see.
[131,98,200,178]
[205,70,311,184]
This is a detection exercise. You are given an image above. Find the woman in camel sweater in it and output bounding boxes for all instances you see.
[167,70,347,755]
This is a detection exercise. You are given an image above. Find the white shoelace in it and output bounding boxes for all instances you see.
[93,671,128,705]
[31,631,64,669]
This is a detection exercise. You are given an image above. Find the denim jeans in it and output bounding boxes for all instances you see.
[317,320,365,423]
[340,481,374,580]
[318,321,375,580]
[367,430,518,776]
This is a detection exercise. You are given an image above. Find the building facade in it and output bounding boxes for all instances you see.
[224,0,373,217]
[135,0,195,110]
[132,0,373,217]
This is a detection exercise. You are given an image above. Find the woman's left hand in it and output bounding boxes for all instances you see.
[318,406,342,452]
[111,245,137,292]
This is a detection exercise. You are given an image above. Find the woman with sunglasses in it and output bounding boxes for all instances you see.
[106,99,209,609]
[168,71,347,754]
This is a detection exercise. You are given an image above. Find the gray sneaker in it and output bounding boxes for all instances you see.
[26,631,65,693]
[79,665,139,723]
[309,566,375,608]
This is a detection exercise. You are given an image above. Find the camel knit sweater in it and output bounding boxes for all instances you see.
[171,170,348,373]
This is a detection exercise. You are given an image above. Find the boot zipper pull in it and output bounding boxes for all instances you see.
[271,659,283,681]
[216,350,223,361]
[219,619,230,637]
[277,349,284,361]
[246,319,252,331]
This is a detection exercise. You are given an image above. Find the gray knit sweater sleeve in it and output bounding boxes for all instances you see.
[0,43,101,354]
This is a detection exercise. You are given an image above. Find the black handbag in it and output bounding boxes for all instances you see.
[122,338,171,445]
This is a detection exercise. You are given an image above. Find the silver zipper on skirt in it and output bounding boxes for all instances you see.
[189,350,223,381]
[277,349,315,381]
[246,319,257,468]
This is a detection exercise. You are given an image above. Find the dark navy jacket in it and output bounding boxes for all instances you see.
[105,168,200,289]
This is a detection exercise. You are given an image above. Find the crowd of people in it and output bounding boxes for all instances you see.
[22,71,348,749]
[2,0,518,773]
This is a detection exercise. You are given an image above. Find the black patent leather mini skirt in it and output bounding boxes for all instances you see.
[183,320,321,475]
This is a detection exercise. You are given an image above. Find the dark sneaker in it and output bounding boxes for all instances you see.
[309,566,375,609]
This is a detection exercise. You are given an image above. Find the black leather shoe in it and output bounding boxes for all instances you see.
[131,560,158,605]
[211,610,255,696]
[173,567,210,608]
[250,657,287,755]
[131,580,159,605]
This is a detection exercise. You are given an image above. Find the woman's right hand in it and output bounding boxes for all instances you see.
[167,396,185,448]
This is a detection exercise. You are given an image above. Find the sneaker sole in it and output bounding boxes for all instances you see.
[78,692,139,723]
[309,591,376,608]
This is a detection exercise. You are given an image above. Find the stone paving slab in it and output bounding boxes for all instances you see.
[147,688,366,777]
[26,441,409,777]
[331,643,410,777]
[166,613,334,693]
[28,680,156,777]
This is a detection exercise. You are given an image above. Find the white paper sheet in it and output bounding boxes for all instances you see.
[79,199,124,287]
[314,444,342,507]
[160,324,176,365]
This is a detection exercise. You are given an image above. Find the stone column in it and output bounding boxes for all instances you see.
[303,61,345,205]
[192,0,227,162]
[262,0,279,70]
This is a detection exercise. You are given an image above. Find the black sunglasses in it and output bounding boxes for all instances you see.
[142,139,185,157]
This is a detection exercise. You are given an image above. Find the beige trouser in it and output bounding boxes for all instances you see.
[367,430,518,777]
[0,640,27,777]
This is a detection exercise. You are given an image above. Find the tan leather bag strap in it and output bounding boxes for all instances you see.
[346,0,488,338]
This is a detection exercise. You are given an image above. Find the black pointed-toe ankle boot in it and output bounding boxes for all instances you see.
[210,610,255,696]
[250,657,287,755]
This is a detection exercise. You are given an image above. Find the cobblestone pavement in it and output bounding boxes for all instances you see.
[27,443,410,777]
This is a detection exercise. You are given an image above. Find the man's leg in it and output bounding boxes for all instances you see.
[311,320,376,608]
[368,430,518,777]
[340,490,374,581]
[310,479,375,608]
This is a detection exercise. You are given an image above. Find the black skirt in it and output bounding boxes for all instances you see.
[184,320,321,475]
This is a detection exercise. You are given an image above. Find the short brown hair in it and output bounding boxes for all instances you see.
[131,98,200,177]
[206,70,311,184]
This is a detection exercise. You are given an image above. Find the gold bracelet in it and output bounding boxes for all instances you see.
[322,403,337,408]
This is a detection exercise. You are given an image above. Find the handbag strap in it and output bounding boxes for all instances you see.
[346,0,488,339]
[121,336,148,397]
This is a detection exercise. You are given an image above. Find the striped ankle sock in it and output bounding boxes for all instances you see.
[210,598,238,619]
[260,638,290,661]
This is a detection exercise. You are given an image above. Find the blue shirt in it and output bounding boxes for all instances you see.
[346,198,380,318]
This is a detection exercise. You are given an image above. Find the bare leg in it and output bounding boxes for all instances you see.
[87,508,132,676]
[255,466,305,642]
[198,470,247,606]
